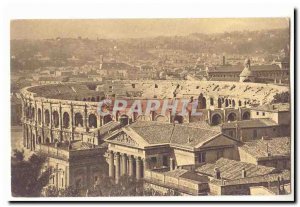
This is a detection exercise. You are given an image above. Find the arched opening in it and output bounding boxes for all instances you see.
[26,106,30,118]
[197,93,207,109]
[218,98,222,108]
[63,112,70,128]
[88,114,97,128]
[227,113,237,122]
[229,99,232,105]
[238,100,242,107]
[38,108,42,124]
[211,114,222,126]
[83,98,87,101]
[31,107,35,119]
[75,113,83,127]
[242,111,250,120]
[103,114,112,125]
[45,110,50,126]
[53,111,59,128]
[32,135,35,150]
[119,114,130,126]
[38,136,42,144]
[173,115,183,124]
[232,100,236,108]
[225,99,229,107]
[45,137,50,144]
[210,98,214,106]
[91,97,96,102]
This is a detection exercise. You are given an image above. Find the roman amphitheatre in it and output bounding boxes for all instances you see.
[20,80,288,148]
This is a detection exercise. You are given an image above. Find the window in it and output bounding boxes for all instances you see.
[253,129,258,138]
[132,84,135,88]
[155,84,158,88]
[94,176,98,182]
[262,112,265,116]
[256,112,259,115]
[198,152,206,163]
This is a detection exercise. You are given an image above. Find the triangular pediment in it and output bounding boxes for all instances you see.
[196,134,238,149]
[106,128,149,148]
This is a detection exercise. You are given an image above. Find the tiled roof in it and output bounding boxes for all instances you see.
[210,170,290,186]
[239,137,290,159]
[222,118,278,129]
[164,169,209,183]
[127,121,222,148]
[196,158,277,180]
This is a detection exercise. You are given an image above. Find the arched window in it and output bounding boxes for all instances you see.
[63,112,70,128]
[210,98,214,106]
[232,100,236,108]
[53,111,59,128]
[211,114,222,126]
[88,114,97,128]
[91,97,96,102]
[225,99,229,107]
[218,98,222,108]
[75,113,83,127]
[38,108,42,124]
[227,113,237,122]
[242,111,250,120]
[103,114,112,125]
[197,93,207,109]
[45,110,50,126]
[238,100,242,107]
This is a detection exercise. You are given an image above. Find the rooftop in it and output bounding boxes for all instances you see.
[127,121,222,148]
[239,137,291,159]
[222,118,278,129]
[196,158,278,180]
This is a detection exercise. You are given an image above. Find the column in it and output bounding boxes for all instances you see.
[136,157,142,180]
[115,153,120,183]
[108,151,114,178]
[128,155,134,177]
[121,154,127,176]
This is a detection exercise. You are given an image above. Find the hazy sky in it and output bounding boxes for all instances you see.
[11,18,289,39]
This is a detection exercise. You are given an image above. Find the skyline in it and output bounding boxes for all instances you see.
[11,18,289,40]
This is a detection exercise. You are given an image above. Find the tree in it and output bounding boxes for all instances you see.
[11,150,51,197]
[271,91,290,104]
[43,185,81,197]
[88,174,180,197]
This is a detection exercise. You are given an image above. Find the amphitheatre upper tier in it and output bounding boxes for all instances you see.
[21,80,289,105]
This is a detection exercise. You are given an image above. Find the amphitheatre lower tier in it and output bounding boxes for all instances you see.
[20,80,289,149]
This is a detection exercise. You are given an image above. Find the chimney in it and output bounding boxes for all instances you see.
[241,168,247,178]
[214,167,221,179]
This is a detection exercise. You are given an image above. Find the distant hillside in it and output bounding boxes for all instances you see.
[10,28,289,72]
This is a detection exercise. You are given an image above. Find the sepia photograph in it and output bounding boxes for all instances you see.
[7,5,295,202]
